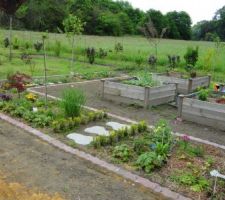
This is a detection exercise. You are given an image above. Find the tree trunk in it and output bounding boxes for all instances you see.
[9,15,13,61]
[43,38,48,107]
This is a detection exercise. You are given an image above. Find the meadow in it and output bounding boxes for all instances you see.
[0,29,224,81]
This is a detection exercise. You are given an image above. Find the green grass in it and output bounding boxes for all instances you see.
[0,29,225,81]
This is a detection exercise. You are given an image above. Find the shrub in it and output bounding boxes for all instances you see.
[136,152,164,173]
[34,41,43,52]
[168,55,180,69]
[60,88,86,118]
[115,42,123,52]
[12,37,20,49]
[54,40,61,57]
[133,138,149,155]
[184,46,199,75]
[113,144,132,162]
[198,89,209,101]
[3,37,10,48]
[98,48,107,58]
[86,47,95,64]
[148,55,157,68]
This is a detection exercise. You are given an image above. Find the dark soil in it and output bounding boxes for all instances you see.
[33,80,225,146]
[0,120,163,200]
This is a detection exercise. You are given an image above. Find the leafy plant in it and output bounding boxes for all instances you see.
[98,48,107,58]
[184,46,199,76]
[12,37,20,49]
[115,42,123,52]
[113,144,132,162]
[133,138,149,155]
[3,37,9,48]
[54,40,61,57]
[86,47,96,64]
[198,89,209,101]
[135,52,144,68]
[148,55,157,68]
[60,88,86,118]
[34,41,43,52]
[136,152,164,173]
[168,55,180,69]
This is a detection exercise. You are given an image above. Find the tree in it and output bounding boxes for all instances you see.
[0,0,27,60]
[140,19,167,58]
[63,14,84,74]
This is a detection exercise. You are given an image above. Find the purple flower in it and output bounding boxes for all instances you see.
[0,94,12,101]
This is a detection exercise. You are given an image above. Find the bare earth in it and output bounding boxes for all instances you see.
[0,120,162,200]
[33,80,225,145]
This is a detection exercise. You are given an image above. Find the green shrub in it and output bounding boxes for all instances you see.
[3,37,9,48]
[198,89,209,101]
[136,152,164,173]
[12,37,20,50]
[54,40,61,57]
[86,47,96,64]
[133,138,149,155]
[34,41,43,52]
[60,88,86,118]
[115,43,123,52]
[113,144,132,162]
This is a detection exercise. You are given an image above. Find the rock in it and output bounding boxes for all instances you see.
[67,133,93,145]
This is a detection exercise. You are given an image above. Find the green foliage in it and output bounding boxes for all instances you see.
[115,43,123,52]
[34,41,43,52]
[113,144,132,162]
[170,171,210,192]
[63,14,84,36]
[53,40,61,57]
[184,46,199,72]
[98,48,107,58]
[168,55,180,69]
[86,47,96,64]
[136,152,164,173]
[148,55,157,68]
[12,37,20,50]
[60,88,86,118]
[123,73,159,87]
[198,89,209,101]
[3,37,10,48]
[133,138,149,155]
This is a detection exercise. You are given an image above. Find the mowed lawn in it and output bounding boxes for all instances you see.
[0,29,224,81]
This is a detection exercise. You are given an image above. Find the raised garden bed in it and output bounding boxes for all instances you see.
[178,92,225,131]
[152,72,211,94]
[101,76,177,108]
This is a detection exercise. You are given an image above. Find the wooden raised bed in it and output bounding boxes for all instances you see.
[101,77,177,108]
[152,73,211,94]
[178,92,225,131]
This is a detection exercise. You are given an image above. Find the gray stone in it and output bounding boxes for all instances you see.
[67,133,93,145]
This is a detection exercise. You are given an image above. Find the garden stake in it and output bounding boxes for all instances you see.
[42,35,48,108]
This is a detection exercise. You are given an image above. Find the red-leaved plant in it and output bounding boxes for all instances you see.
[7,72,31,98]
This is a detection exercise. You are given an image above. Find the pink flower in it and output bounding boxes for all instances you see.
[181,135,190,142]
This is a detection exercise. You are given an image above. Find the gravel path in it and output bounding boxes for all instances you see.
[0,120,162,200]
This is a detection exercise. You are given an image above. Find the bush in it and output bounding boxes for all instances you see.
[34,41,43,52]
[3,37,10,48]
[115,43,123,52]
[12,37,20,50]
[60,88,86,118]
[148,55,157,68]
[168,55,180,69]
[184,46,199,75]
[86,47,96,64]
[98,48,107,58]
[198,89,209,101]
[113,144,132,162]
[54,40,61,57]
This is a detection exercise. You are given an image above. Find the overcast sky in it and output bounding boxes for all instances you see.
[125,0,225,24]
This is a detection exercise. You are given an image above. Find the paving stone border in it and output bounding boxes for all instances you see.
[0,112,191,200]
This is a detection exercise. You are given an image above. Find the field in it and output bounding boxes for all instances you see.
[0,29,225,82]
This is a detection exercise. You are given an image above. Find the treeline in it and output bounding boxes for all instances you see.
[192,6,225,41]
[0,0,192,40]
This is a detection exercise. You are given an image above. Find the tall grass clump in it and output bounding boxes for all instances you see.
[60,88,86,118]
[54,40,61,57]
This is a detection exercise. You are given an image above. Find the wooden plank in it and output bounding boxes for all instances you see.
[150,95,175,106]
[192,76,210,89]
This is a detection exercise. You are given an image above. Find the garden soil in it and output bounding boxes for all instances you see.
[0,120,163,200]
[33,80,225,145]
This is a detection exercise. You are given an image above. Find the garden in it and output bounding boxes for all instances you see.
[0,71,225,200]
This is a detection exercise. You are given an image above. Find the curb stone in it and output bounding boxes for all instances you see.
[0,113,191,200]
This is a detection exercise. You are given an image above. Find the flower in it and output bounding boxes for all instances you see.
[25,93,37,102]
[181,135,190,142]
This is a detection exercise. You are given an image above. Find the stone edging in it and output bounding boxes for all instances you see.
[0,113,191,200]
[29,88,225,152]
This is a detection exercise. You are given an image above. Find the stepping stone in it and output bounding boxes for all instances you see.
[84,126,109,136]
[67,133,93,145]
[106,122,130,131]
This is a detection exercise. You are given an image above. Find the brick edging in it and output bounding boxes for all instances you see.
[0,113,191,200]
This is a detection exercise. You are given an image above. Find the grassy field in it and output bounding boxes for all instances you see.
[0,29,224,81]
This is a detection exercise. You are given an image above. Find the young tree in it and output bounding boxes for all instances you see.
[0,0,27,61]
[140,19,167,58]
[63,14,84,75]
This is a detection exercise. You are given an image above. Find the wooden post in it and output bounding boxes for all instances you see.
[188,78,193,94]
[144,87,150,109]
[208,75,212,88]
[177,95,185,118]
[174,83,179,104]
[101,79,105,99]
[9,15,13,61]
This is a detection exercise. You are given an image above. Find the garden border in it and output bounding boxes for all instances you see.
[0,113,191,200]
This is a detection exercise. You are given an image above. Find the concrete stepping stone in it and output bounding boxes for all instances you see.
[84,126,109,136]
[67,133,93,145]
[106,121,130,131]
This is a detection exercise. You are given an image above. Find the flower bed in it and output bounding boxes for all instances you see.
[152,72,211,94]
[89,121,225,199]
[101,75,177,108]
[178,91,225,131]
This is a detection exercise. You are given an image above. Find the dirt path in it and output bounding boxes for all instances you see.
[0,120,163,200]
[33,81,225,146]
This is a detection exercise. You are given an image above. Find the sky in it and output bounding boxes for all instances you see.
[125,0,225,25]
